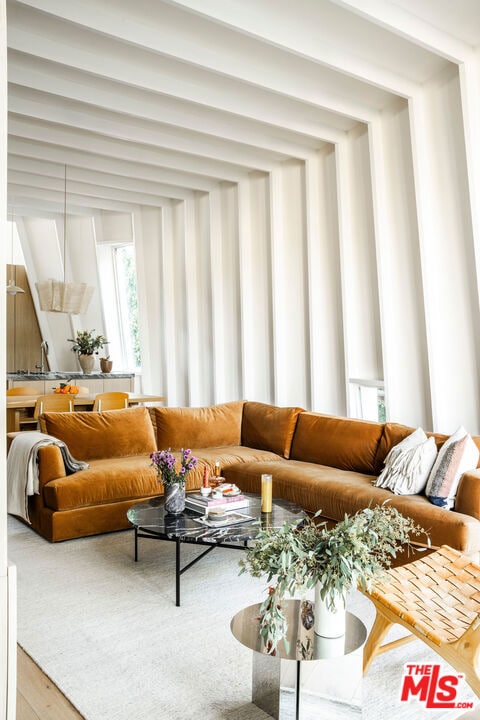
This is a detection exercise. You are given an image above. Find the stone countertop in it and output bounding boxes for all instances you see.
[7,372,135,380]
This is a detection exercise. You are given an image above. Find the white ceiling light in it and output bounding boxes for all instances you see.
[35,165,94,314]
[6,278,25,295]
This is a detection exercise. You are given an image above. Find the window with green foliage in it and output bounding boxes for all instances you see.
[97,238,141,372]
[113,245,141,370]
[349,380,386,422]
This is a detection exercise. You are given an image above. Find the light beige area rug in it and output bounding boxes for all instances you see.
[7,516,479,720]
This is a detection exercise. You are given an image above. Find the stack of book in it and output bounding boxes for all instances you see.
[185,492,249,514]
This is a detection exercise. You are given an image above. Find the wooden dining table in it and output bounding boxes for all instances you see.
[6,393,165,433]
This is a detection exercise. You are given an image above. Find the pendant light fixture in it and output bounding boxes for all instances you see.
[36,165,94,314]
[6,206,25,296]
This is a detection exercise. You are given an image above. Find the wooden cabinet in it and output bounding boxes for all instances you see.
[7,265,46,373]
[103,377,134,392]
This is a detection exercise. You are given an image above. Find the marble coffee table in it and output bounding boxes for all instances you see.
[127,492,306,607]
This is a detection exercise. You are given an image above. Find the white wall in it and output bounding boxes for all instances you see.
[1,0,17,714]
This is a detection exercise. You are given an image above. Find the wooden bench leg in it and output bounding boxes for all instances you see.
[363,611,395,674]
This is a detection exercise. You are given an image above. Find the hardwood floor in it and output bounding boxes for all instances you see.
[16,646,84,720]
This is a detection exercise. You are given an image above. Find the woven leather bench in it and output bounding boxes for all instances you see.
[363,545,480,697]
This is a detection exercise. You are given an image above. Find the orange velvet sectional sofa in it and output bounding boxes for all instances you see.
[24,400,480,552]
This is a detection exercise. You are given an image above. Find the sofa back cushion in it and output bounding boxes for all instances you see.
[290,412,383,474]
[40,406,157,461]
[241,401,303,459]
[374,422,415,474]
[149,401,245,450]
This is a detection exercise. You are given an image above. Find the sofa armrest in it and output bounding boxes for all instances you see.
[38,446,67,489]
[455,469,480,520]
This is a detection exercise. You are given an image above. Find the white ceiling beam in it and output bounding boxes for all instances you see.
[8,57,328,158]
[9,180,174,212]
[9,1,369,130]
[7,185,144,214]
[158,0,420,96]
[8,87,282,173]
[7,14,351,144]
[331,0,472,64]
[8,117,251,183]
[8,150,219,193]
[8,169,194,205]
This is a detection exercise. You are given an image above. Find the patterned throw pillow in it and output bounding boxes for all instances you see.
[425,427,480,509]
[374,427,437,495]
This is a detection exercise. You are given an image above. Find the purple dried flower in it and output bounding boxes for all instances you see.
[150,446,198,488]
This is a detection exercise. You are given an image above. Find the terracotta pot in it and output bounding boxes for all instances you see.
[100,359,113,373]
[78,354,95,374]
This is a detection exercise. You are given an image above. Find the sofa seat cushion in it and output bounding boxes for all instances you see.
[43,456,160,511]
[223,460,480,552]
[290,413,383,474]
[40,406,157,461]
[190,446,285,480]
[149,401,245,450]
[241,402,303,459]
[43,446,283,512]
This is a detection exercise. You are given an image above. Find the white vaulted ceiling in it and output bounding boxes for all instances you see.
[7,0,478,216]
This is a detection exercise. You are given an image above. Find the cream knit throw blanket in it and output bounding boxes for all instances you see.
[7,431,89,523]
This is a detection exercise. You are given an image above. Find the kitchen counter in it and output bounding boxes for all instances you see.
[7,372,134,380]
[7,372,136,396]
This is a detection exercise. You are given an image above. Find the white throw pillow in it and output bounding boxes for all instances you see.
[425,426,479,510]
[375,427,437,495]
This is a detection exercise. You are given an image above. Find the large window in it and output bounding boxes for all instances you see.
[113,245,141,369]
[349,379,386,422]
[97,242,141,372]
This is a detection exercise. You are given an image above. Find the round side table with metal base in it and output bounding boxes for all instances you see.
[231,600,367,720]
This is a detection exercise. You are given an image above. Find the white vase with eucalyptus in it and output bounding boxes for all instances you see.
[314,583,346,638]
[240,504,427,653]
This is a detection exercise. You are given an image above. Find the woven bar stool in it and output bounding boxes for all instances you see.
[363,545,480,697]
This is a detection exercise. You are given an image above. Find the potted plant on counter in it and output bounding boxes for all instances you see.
[68,330,107,374]
[239,504,427,653]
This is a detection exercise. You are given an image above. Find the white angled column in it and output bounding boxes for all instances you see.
[270,160,310,408]
[305,148,346,415]
[459,50,480,318]
[336,127,382,416]
[409,67,480,433]
[209,184,243,404]
[238,173,273,403]
[184,192,214,405]
[368,104,432,428]
[134,206,166,396]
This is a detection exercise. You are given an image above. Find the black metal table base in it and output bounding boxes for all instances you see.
[133,527,247,606]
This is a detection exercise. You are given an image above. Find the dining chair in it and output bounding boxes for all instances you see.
[92,392,129,412]
[7,386,42,396]
[17,393,74,431]
[363,544,480,697]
